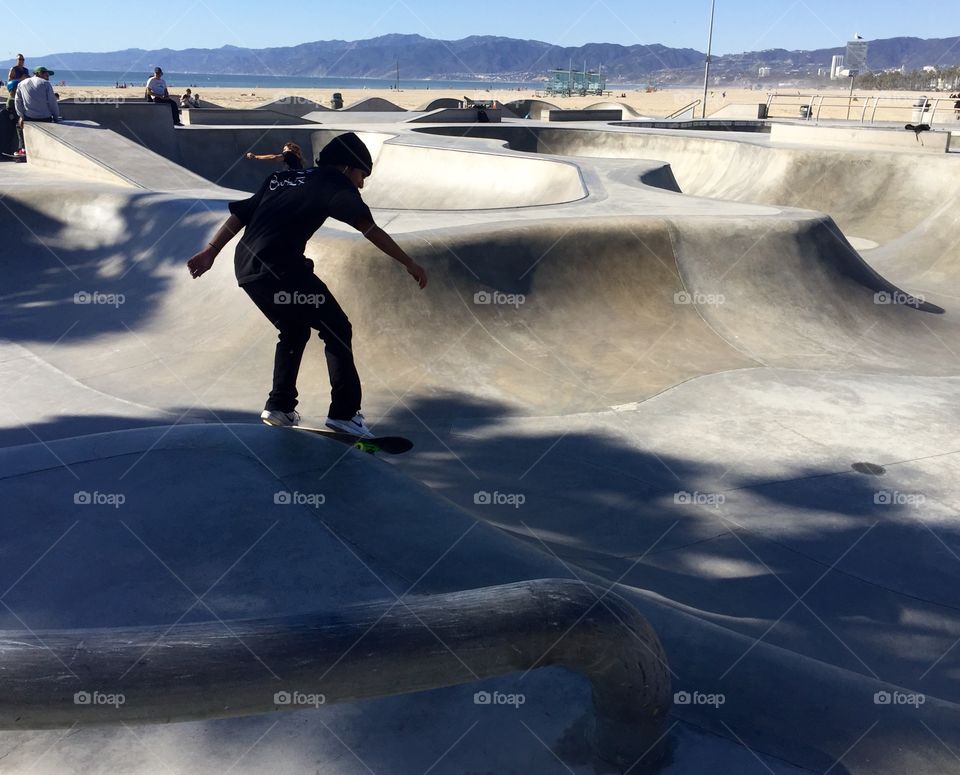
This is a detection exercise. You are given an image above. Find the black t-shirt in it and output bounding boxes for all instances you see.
[228,166,372,286]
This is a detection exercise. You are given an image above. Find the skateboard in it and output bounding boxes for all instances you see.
[264,420,413,455]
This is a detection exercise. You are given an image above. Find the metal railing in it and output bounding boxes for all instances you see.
[765,92,960,125]
[666,99,702,120]
[0,578,671,769]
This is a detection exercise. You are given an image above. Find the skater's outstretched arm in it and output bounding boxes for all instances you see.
[186,214,243,279]
[356,218,428,289]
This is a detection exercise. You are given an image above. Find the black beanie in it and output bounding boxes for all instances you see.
[315,132,373,174]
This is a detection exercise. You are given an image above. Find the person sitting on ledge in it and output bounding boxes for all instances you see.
[13,66,60,158]
[244,141,304,170]
[144,67,182,126]
[179,88,199,109]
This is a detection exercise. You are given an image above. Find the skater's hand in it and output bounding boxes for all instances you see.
[244,152,255,160]
[406,261,427,289]
[187,247,215,279]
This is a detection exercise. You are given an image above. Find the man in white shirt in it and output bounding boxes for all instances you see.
[144,66,181,125]
[13,66,59,157]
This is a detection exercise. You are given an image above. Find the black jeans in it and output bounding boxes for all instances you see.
[149,96,181,124]
[17,115,54,151]
[243,272,361,419]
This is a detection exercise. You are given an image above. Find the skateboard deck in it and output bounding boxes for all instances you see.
[265,421,413,455]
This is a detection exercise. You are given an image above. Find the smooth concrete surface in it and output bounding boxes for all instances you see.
[408,107,503,123]
[2,107,960,774]
[770,122,951,153]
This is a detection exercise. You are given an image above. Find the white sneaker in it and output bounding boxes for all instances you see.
[325,412,374,438]
[261,409,300,427]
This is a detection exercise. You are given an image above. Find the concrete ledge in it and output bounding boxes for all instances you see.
[771,122,951,152]
[548,109,623,122]
[183,108,316,126]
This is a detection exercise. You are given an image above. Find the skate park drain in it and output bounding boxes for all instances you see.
[852,462,886,476]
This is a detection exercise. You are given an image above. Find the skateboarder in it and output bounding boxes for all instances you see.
[186,132,427,437]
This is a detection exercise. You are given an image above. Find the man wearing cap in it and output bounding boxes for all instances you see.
[13,66,59,157]
[186,132,428,438]
[145,67,181,126]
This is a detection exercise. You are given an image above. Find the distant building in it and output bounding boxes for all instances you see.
[830,55,845,80]
[758,66,772,77]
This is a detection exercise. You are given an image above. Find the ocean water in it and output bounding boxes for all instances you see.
[50,70,546,91]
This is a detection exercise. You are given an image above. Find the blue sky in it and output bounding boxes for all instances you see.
[2,0,955,59]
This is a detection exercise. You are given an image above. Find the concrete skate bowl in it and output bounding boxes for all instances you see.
[413,124,960,284]
[1,182,955,424]
[141,124,587,207]
[28,122,586,208]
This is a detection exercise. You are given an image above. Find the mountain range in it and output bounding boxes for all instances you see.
[39,34,960,83]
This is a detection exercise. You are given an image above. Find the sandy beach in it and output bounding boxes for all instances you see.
[50,84,792,114]
[50,83,948,123]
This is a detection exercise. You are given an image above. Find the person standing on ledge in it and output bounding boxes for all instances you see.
[186,132,427,438]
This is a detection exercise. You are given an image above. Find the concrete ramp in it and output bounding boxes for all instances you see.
[22,121,216,192]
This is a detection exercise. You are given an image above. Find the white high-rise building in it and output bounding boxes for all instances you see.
[830,55,845,80]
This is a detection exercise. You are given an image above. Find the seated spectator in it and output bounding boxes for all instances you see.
[244,141,304,170]
[179,88,199,108]
[13,66,60,158]
[144,67,182,126]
